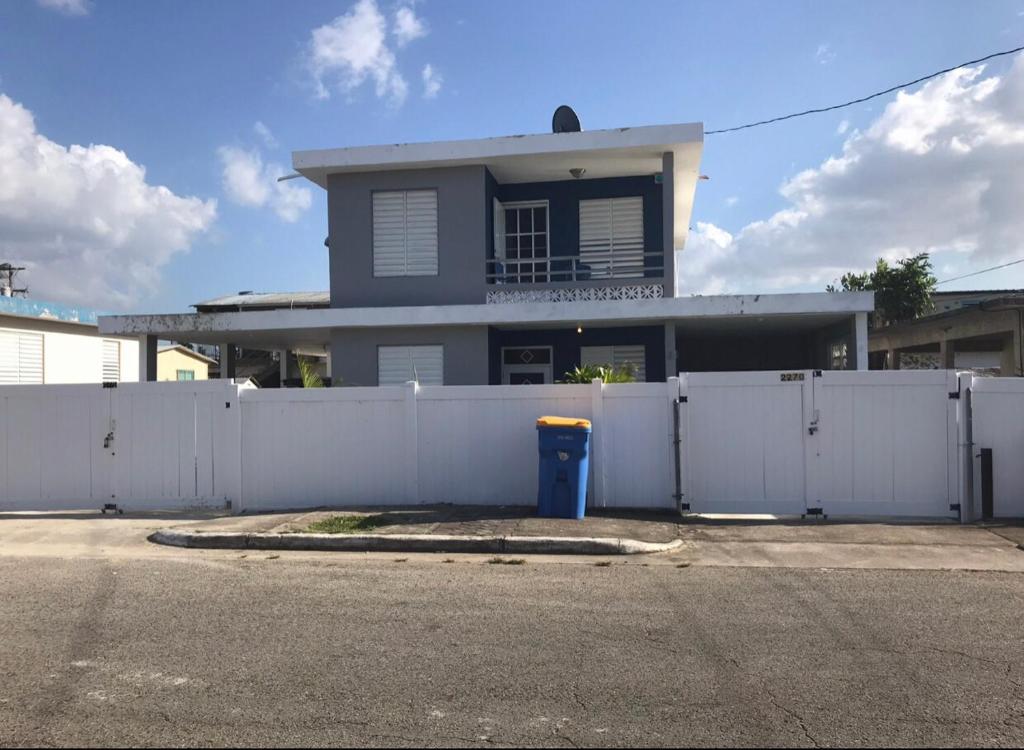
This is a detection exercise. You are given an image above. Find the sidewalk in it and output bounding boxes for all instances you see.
[149,505,1024,570]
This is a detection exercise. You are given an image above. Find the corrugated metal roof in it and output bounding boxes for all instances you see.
[0,295,102,326]
[193,291,329,311]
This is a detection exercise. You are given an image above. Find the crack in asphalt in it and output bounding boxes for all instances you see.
[764,688,821,748]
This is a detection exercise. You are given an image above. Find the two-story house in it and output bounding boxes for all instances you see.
[100,120,873,384]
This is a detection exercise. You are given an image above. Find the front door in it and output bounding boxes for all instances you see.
[501,346,553,385]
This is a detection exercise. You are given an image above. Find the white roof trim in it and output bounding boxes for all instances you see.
[100,292,873,343]
[293,123,703,177]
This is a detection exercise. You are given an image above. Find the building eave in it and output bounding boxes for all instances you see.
[100,292,873,348]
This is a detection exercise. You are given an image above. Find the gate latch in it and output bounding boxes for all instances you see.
[103,431,114,449]
[808,409,820,435]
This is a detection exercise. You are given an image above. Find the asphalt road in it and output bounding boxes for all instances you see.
[1,547,1023,748]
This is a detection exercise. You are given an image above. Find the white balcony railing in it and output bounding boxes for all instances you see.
[485,250,664,285]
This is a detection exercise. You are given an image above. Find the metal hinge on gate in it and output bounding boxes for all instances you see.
[950,503,961,512]
[813,370,823,378]
[678,396,688,403]
[679,502,691,511]
[948,391,961,399]
[802,507,827,520]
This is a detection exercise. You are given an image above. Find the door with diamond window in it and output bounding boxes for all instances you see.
[501,347,553,385]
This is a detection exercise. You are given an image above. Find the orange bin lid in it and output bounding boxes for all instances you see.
[536,416,592,429]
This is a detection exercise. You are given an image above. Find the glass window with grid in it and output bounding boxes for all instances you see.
[504,203,548,283]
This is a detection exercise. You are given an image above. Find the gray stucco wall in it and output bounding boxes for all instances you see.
[330,326,489,386]
[328,166,489,308]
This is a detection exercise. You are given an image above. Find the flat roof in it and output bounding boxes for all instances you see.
[293,122,704,250]
[99,292,873,349]
[193,291,330,312]
[0,295,101,327]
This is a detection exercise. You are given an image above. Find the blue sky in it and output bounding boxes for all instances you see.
[1,0,1023,311]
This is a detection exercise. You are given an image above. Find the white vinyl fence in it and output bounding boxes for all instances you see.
[967,377,1024,518]
[240,381,678,512]
[679,370,962,518]
[1,372,1022,519]
[0,380,244,511]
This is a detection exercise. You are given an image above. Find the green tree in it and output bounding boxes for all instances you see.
[827,253,936,326]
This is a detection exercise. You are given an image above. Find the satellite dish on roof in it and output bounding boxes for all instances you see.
[552,105,581,133]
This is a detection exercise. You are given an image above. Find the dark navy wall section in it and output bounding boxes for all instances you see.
[493,175,663,272]
[488,325,666,384]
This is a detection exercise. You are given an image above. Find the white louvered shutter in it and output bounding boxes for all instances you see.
[578,196,644,278]
[581,344,647,382]
[378,345,443,386]
[373,190,438,277]
[0,330,43,384]
[102,339,121,382]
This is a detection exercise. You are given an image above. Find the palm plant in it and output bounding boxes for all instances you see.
[560,363,636,384]
[297,355,324,388]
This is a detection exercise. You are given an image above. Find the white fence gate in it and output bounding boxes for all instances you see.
[968,377,1024,518]
[680,370,962,518]
[0,381,243,511]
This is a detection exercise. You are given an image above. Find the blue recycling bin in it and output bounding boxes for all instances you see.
[536,416,592,519]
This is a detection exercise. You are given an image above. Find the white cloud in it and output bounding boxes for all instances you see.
[422,64,442,99]
[676,54,1024,295]
[0,93,215,309]
[816,43,836,65]
[217,146,311,223]
[725,196,739,207]
[253,121,278,149]
[393,6,427,47]
[836,119,850,135]
[307,0,428,107]
[36,0,90,15]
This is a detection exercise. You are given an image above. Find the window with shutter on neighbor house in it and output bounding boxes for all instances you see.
[102,339,120,382]
[377,345,443,386]
[0,329,43,384]
[373,189,438,277]
[578,196,645,278]
[580,344,647,382]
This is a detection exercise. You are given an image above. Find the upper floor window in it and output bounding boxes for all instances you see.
[499,201,549,284]
[579,196,645,278]
[372,189,438,277]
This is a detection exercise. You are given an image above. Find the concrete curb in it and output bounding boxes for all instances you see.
[149,529,684,556]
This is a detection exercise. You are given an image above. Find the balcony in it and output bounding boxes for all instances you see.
[484,250,666,304]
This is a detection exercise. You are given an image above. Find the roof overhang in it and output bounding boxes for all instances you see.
[99,292,873,350]
[293,122,704,250]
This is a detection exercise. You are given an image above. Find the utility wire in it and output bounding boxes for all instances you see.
[936,258,1024,286]
[705,44,1024,135]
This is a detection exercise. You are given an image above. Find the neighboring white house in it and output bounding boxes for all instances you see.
[0,295,139,384]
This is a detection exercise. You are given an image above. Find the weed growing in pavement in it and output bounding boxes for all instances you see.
[488,557,526,565]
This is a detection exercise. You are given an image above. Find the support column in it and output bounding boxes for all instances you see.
[888,348,901,370]
[854,312,869,371]
[1000,332,1020,376]
[661,151,676,296]
[664,321,677,380]
[278,350,289,387]
[939,338,955,370]
[138,335,157,382]
[220,343,236,380]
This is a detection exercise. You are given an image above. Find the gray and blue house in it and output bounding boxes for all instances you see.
[101,120,873,384]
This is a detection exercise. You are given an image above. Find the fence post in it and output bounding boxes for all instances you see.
[405,380,420,505]
[590,378,607,508]
[224,382,245,514]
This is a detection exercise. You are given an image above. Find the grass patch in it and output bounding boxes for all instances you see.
[676,562,691,569]
[305,514,388,534]
[393,558,408,563]
[443,559,455,564]
[594,560,613,567]
[488,557,526,565]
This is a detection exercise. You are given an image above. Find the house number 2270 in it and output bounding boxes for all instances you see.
[780,372,805,382]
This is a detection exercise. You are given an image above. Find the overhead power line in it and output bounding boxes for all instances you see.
[705,44,1024,135]
[936,258,1024,286]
